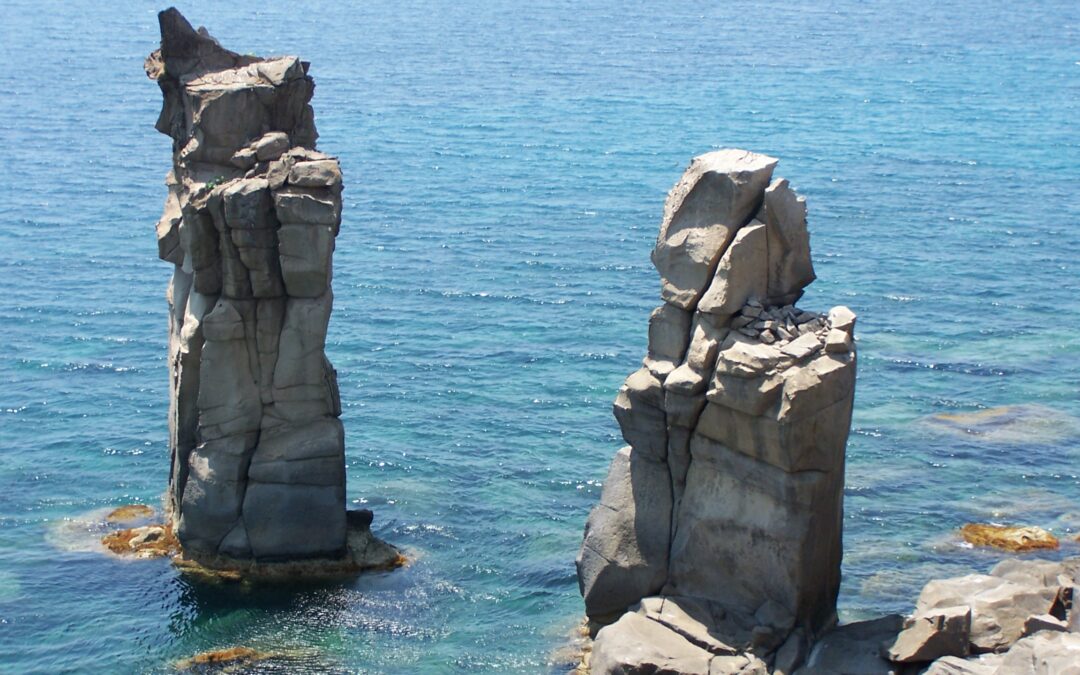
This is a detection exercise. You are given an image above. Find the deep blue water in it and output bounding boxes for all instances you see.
[1,1,1079,672]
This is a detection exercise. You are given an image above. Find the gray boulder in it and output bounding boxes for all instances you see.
[995,631,1080,674]
[652,150,777,309]
[914,574,1058,653]
[887,605,971,663]
[591,611,713,675]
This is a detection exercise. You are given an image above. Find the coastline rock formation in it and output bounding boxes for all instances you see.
[577,150,858,673]
[145,9,396,570]
[809,557,1080,674]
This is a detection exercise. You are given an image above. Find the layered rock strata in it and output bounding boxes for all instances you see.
[146,9,395,568]
[577,150,858,673]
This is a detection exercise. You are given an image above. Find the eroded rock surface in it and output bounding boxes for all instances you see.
[147,9,393,567]
[578,150,857,673]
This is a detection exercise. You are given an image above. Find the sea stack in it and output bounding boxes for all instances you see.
[146,9,395,569]
[577,150,857,673]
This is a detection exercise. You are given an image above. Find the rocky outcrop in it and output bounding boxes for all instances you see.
[577,150,857,673]
[146,9,396,569]
[801,558,1080,674]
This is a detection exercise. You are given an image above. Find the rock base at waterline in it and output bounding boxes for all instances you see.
[578,557,1080,674]
[173,517,404,582]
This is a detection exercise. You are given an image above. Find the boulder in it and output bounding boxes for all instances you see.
[995,631,1080,673]
[761,178,814,305]
[914,574,1059,653]
[590,611,713,675]
[886,605,971,663]
[1022,614,1069,637]
[652,150,777,309]
[959,524,1059,553]
[697,221,768,316]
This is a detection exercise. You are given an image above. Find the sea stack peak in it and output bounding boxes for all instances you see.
[146,9,398,572]
[579,149,856,673]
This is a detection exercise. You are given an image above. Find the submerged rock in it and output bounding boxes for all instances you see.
[577,150,856,673]
[105,504,155,523]
[174,646,273,671]
[923,404,1079,445]
[960,523,1060,553]
[144,9,397,569]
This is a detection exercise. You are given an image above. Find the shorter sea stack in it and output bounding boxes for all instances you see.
[146,9,397,572]
[577,150,857,673]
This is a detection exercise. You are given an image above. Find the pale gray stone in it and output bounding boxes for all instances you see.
[252,131,290,161]
[590,611,713,675]
[648,303,694,363]
[887,605,971,663]
[652,150,777,309]
[577,447,672,619]
[825,328,853,353]
[273,186,342,228]
[278,224,335,297]
[989,558,1077,588]
[780,332,823,361]
[1022,613,1068,637]
[914,574,1059,653]
[289,159,343,188]
[698,222,768,316]
[761,178,815,304]
[665,435,843,632]
[995,631,1080,674]
[827,306,856,333]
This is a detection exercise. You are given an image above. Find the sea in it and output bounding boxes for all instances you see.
[1,1,1078,672]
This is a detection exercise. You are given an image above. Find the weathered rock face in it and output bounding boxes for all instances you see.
[577,150,857,671]
[146,9,377,564]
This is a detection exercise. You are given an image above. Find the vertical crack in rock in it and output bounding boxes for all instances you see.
[579,150,857,673]
[147,8,398,571]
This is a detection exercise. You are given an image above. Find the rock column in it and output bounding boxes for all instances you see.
[577,150,857,672]
[147,9,386,565]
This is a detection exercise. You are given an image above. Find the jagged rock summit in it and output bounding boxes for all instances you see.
[146,8,397,571]
[577,149,857,674]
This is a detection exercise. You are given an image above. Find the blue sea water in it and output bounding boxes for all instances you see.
[1,0,1078,672]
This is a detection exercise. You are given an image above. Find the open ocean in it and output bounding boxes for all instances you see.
[1,1,1078,672]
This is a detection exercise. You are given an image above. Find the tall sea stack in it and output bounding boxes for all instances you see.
[146,9,395,568]
[578,150,857,673]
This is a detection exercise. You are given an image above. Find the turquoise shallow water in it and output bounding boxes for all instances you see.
[1,1,1079,672]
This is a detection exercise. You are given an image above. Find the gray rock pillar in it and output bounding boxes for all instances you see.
[577,150,856,645]
[147,9,385,566]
